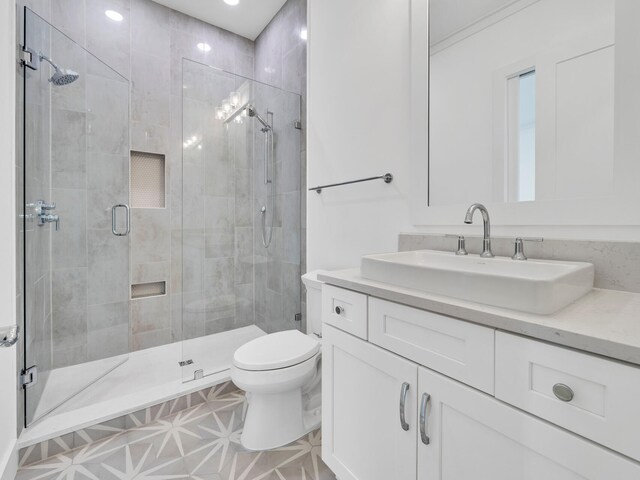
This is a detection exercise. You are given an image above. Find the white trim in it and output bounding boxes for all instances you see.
[0,1,18,479]
[0,441,17,480]
[430,0,541,54]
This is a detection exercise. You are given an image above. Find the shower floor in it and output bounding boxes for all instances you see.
[19,325,266,449]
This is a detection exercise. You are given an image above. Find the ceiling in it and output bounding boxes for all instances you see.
[430,0,520,45]
[151,0,288,40]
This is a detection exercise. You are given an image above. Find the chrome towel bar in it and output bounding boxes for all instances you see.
[309,173,393,194]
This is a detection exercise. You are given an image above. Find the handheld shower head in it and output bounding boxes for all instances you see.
[244,104,272,131]
[39,53,79,86]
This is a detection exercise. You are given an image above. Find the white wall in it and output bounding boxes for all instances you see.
[307,0,415,270]
[429,0,615,207]
[0,1,18,479]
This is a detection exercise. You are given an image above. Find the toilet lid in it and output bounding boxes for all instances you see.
[233,330,320,371]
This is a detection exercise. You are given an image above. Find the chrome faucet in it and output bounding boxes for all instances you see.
[464,203,494,258]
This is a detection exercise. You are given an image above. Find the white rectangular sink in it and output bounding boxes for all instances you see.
[361,250,594,314]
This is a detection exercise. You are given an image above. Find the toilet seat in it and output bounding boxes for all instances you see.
[233,330,320,371]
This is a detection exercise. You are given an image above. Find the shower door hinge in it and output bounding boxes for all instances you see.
[20,46,38,70]
[295,313,302,322]
[21,365,38,389]
[293,120,302,130]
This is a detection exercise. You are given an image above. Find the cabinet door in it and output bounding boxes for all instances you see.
[418,367,640,480]
[323,325,418,480]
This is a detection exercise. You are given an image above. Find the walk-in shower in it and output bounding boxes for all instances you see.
[18,4,303,457]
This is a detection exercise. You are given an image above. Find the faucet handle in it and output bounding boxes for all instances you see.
[445,234,468,256]
[512,237,543,261]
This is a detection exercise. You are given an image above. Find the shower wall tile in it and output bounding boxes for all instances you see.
[51,267,88,354]
[87,301,129,360]
[51,110,87,189]
[235,227,254,284]
[253,0,307,335]
[87,228,129,305]
[131,294,170,336]
[182,230,205,294]
[130,0,171,59]
[51,188,87,269]
[131,50,171,127]
[132,261,170,285]
[51,0,86,44]
[131,327,172,351]
[86,153,129,229]
[131,208,171,264]
[86,73,129,155]
[85,0,131,79]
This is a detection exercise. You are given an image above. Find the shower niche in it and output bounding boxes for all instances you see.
[180,59,303,381]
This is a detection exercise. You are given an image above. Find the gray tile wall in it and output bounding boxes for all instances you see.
[398,233,640,293]
[181,63,256,338]
[253,0,307,333]
[17,0,258,367]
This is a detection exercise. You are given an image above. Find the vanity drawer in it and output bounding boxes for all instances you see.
[322,285,368,339]
[369,297,495,394]
[496,332,640,462]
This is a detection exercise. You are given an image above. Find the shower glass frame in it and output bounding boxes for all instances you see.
[180,59,303,382]
[21,7,131,427]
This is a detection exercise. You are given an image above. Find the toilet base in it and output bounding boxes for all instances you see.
[240,388,321,451]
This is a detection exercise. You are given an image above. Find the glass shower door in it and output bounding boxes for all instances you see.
[22,8,131,426]
[180,59,302,382]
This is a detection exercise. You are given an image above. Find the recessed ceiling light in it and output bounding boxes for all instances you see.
[197,42,211,52]
[224,0,240,6]
[105,10,123,22]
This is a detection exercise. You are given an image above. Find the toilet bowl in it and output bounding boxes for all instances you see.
[231,271,326,451]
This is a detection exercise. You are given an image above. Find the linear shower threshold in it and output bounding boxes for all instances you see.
[18,325,266,448]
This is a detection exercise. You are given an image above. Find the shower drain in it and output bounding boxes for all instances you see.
[179,359,194,367]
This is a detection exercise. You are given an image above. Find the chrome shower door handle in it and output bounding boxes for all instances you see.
[399,382,410,431]
[111,204,130,236]
[420,393,431,445]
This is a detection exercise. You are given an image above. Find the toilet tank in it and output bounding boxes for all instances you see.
[301,270,327,337]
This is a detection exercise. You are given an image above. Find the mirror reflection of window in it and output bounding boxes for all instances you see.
[513,70,536,202]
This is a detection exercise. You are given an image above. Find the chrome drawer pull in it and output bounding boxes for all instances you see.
[399,382,410,431]
[334,306,344,315]
[553,383,574,402]
[420,393,431,445]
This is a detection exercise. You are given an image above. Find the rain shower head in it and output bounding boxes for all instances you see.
[49,68,80,86]
[39,53,79,86]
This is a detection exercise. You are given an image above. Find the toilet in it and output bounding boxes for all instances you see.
[231,271,326,451]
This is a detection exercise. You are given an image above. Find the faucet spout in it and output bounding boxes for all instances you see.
[464,203,494,258]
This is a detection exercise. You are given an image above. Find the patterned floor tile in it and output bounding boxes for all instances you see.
[18,390,336,480]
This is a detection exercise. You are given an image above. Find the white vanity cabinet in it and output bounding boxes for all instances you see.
[322,324,417,480]
[322,286,640,480]
[418,366,640,480]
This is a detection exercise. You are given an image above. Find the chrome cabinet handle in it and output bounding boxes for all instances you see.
[553,383,574,402]
[420,393,431,445]
[334,306,344,315]
[399,382,410,431]
[111,204,130,236]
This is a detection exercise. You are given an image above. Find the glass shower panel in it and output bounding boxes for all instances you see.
[23,8,130,426]
[181,59,302,381]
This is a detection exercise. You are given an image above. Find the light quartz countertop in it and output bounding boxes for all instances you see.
[318,268,640,367]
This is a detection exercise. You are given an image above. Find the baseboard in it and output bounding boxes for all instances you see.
[0,440,18,480]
